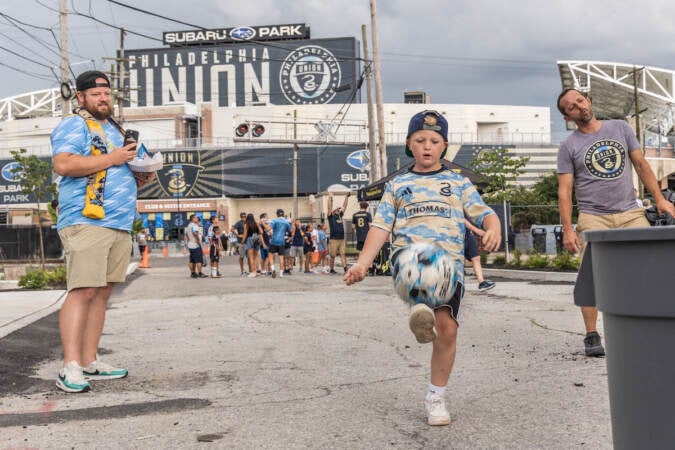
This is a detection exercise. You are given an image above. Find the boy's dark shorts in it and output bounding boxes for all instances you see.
[189,247,204,264]
[464,232,479,260]
[269,244,284,254]
[356,241,365,251]
[435,282,465,324]
[209,245,219,263]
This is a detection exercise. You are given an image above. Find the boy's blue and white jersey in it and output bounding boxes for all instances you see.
[372,166,495,284]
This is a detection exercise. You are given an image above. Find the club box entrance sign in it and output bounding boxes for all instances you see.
[125,37,359,107]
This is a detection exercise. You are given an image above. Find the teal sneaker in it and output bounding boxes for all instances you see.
[83,357,128,380]
[56,361,91,393]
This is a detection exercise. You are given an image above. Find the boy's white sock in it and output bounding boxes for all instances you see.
[271,264,276,272]
[427,383,446,399]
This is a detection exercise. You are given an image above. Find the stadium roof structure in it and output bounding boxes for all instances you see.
[0,88,65,121]
[558,60,675,136]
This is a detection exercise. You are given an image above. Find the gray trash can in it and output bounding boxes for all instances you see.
[583,226,675,450]
[531,227,547,253]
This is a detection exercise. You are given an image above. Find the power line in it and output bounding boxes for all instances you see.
[0,61,55,82]
[0,12,63,60]
[105,0,206,30]
[34,0,59,13]
[0,11,53,31]
[0,45,55,70]
[0,31,54,63]
[68,2,162,42]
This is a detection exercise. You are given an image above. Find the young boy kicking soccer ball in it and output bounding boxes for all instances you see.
[344,110,501,426]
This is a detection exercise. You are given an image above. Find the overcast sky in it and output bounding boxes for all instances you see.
[1,0,674,133]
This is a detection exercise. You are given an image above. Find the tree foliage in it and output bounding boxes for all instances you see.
[469,147,530,202]
[507,170,578,230]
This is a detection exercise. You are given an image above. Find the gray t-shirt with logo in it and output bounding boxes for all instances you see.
[557,120,640,215]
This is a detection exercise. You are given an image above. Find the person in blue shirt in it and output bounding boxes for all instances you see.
[51,71,155,393]
[268,209,294,278]
[316,223,328,272]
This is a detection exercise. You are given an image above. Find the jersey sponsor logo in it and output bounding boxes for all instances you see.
[403,201,451,219]
[439,182,456,197]
[584,139,625,179]
[280,45,341,104]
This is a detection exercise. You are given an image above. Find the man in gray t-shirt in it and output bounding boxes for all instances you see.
[556,88,675,357]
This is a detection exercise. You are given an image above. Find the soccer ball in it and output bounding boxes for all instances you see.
[391,243,459,308]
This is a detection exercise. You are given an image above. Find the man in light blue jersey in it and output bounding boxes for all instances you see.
[268,209,294,278]
[51,70,154,393]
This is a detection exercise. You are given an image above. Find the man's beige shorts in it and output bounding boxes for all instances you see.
[577,207,649,258]
[58,224,132,291]
[328,238,346,258]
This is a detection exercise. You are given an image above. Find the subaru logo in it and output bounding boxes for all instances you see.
[230,27,256,41]
[346,149,370,171]
[1,162,21,182]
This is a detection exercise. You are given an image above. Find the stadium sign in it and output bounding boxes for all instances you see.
[0,158,52,205]
[163,24,309,46]
[125,37,359,107]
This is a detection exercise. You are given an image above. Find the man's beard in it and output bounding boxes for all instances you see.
[88,104,114,120]
[83,96,113,120]
[577,106,594,125]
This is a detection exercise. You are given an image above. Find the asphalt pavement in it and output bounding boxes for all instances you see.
[0,253,611,449]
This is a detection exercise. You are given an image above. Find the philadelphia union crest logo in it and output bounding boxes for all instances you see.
[584,139,625,179]
[280,45,341,104]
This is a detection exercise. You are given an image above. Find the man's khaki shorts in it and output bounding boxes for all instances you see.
[328,238,346,258]
[58,224,131,291]
[577,207,649,259]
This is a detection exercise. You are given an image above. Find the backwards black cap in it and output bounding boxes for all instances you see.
[75,70,110,91]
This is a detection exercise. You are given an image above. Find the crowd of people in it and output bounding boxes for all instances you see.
[184,204,360,279]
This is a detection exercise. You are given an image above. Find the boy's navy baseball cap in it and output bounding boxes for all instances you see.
[276,209,284,216]
[75,70,110,91]
[404,110,449,157]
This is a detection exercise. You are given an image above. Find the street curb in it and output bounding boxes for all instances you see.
[0,290,66,339]
[467,267,577,283]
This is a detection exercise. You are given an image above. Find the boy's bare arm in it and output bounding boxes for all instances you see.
[344,227,389,285]
[480,214,501,252]
[464,219,483,236]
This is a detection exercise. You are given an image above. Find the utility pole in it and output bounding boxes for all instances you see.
[293,109,299,220]
[118,28,126,123]
[633,65,642,148]
[370,0,387,177]
[59,0,69,116]
[362,24,379,182]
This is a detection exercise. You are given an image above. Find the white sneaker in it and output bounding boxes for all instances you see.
[56,361,91,393]
[279,270,284,278]
[425,394,451,426]
[83,357,128,380]
[408,304,437,343]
